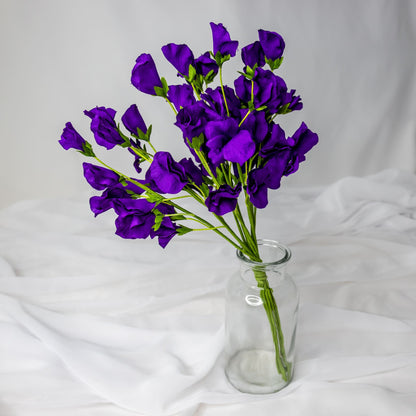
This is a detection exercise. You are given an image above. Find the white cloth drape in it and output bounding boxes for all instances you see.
[1,169,416,415]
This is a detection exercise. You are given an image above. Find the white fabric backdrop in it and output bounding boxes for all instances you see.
[1,0,416,208]
[1,169,416,415]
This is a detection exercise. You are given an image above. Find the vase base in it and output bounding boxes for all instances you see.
[225,349,291,394]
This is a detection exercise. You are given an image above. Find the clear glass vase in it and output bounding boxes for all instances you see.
[224,239,299,393]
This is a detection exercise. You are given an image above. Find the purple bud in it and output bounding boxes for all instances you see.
[161,43,194,76]
[121,104,147,136]
[131,53,163,95]
[258,29,285,61]
[210,22,238,57]
[59,122,86,151]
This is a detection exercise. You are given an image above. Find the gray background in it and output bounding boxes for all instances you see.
[1,0,415,208]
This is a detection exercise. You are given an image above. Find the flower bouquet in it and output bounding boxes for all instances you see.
[59,22,318,392]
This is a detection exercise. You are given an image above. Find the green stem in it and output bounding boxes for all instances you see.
[238,109,251,127]
[165,97,178,115]
[219,65,230,117]
[254,268,291,382]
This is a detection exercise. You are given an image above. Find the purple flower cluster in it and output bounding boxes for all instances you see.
[59,22,318,249]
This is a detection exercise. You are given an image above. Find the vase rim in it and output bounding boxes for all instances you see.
[236,239,291,266]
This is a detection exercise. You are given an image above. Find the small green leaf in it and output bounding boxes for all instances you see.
[188,64,197,82]
[154,86,165,97]
[160,77,169,93]
[80,141,95,157]
[266,57,283,71]
[189,133,205,150]
[177,226,193,235]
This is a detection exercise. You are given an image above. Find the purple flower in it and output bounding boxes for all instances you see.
[247,167,269,209]
[195,52,218,77]
[205,118,255,166]
[179,157,204,186]
[89,179,146,216]
[131,53,163,95]
[285,122,319,175]
[260,123,288,159]
[161,43,195,77]
[247,155,288,208]
[59,122,87,151]
[235,68,288,113]
[83,163,120,190]
[89,185,133,217]
[258,29,285,61]
[286,89,303,111]
[145,151,188,194]
[241,41,265,68]
[151,217,178,248]
[205,184,241,216]
[113,199,156,239]
[201,86,241,119]
[210,22,238,57]
[121,104,147,136]
[84,107,124,150]
[239,110,268,143]
[167,84,196,112]
[175,101,219,141]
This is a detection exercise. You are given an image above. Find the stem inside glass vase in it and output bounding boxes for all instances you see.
[225,239,297,393]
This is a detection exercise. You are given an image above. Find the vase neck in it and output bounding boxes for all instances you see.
[237,240,291,287]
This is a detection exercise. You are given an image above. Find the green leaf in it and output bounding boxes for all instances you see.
[204,69,216,85]
[188,64,197,82]
[266,57,284,71]
[170,214,187,222]
[154,86,165,97]
[177,226,193,235]
[189,133,205,150]
[146,192,164,204]
[160,77,169,93]
[277,103,291,115]
[80,141,95,157]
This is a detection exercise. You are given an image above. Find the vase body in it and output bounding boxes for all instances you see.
[224,240,299,393]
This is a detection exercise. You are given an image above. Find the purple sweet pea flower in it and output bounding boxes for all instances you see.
[239,110,269,143]
[151,216,179,248]
[286,89,303,111]
[210,22,238,57]
[84,107,124,150]
[175,101,220,141]
[89,179,146,217]
[205,118,255,166]
[89,186,129,217]
[247,167,270,209]
[205,184,241,216]
[145,151,188,194]
[201,86,241,119]
[113,198,156,239]
[59,122,87,151]
[258,29,285,61]
[260,123,288,160]
[235,68,288,113]
[285,122,319,175]
[195,52,218,77]
[167,84,196,111]
[83,162,120,190]
[121,104,147,136]
[241,41,265,68]
[161,43,195,77]
[128,146,143,174]
[179,157,204,186]
[131,53,163,95]
[247,154,289,208]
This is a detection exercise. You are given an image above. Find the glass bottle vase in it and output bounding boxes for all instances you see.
[224,239,299,393]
